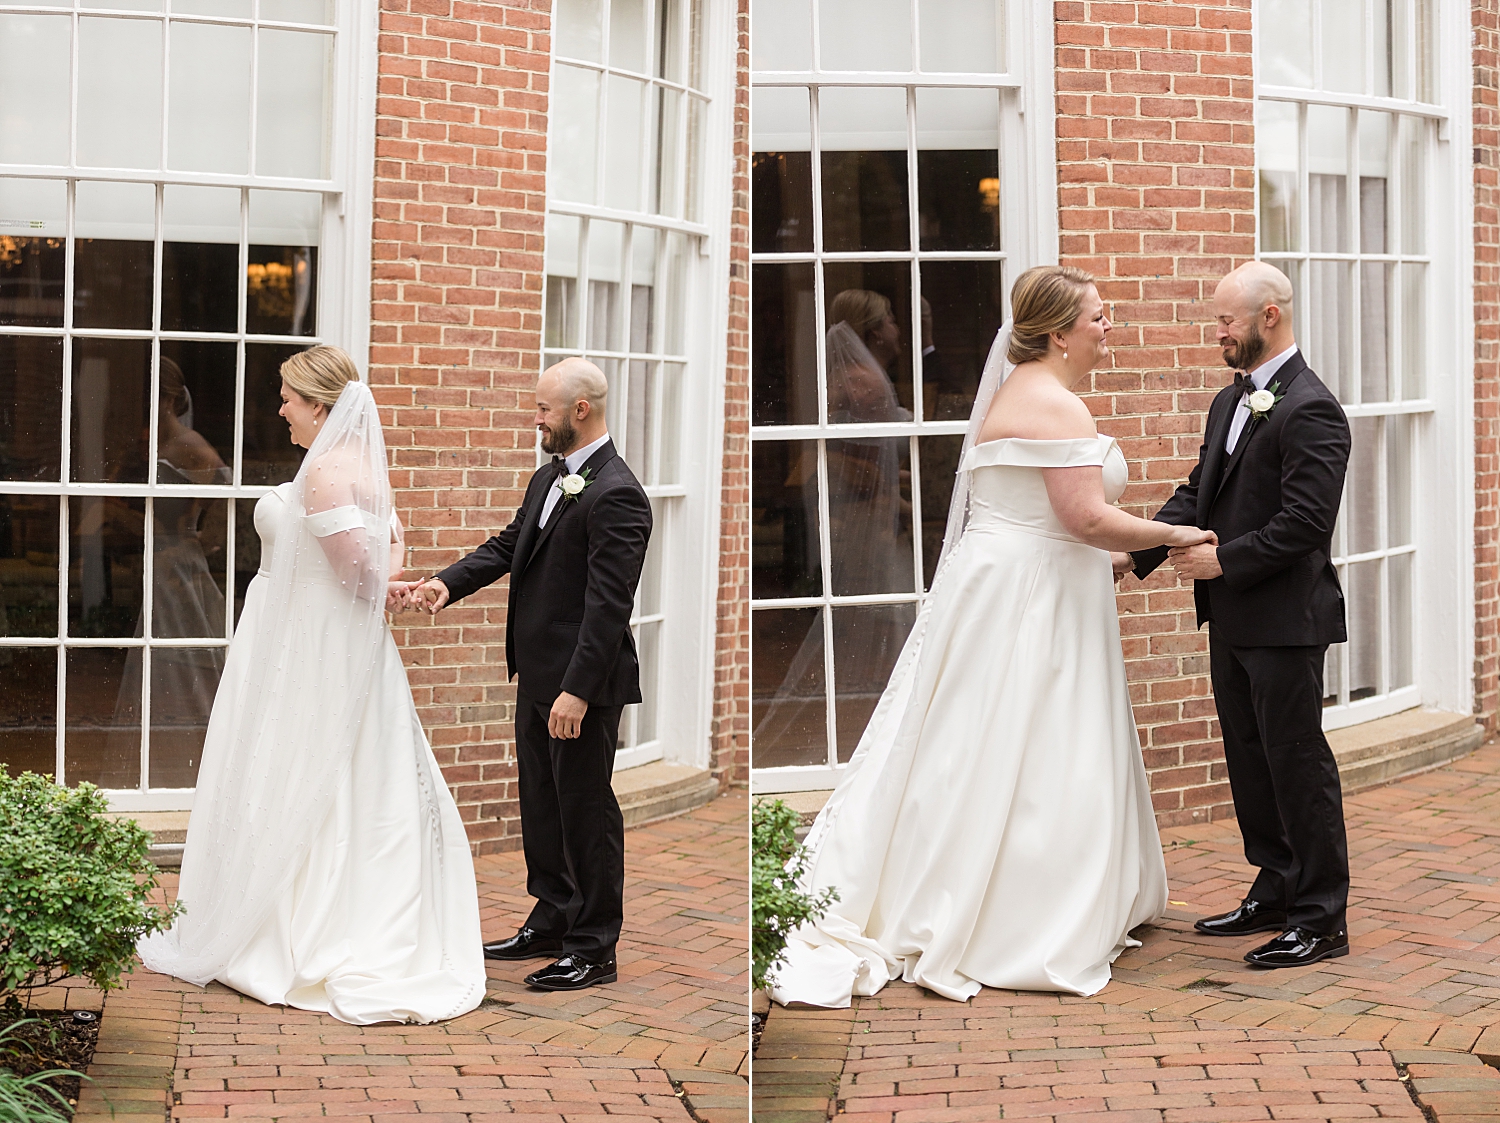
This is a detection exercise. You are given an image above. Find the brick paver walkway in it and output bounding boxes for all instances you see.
[756,745,1500,1121]
[48,790,747,1123]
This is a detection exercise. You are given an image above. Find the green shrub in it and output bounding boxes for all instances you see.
[751,798,837,992]
[0,1018,87,1123]
[0,768,182,1002]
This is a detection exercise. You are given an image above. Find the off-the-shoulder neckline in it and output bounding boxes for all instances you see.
[971,434,1113,449]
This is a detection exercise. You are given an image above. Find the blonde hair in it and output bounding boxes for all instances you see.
[280,345,359,408]
[1007,266,1095,364]
[829,288,893,342]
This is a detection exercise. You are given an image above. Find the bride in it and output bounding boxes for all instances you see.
[139,346,486,1025]
[769,266,1214,1006]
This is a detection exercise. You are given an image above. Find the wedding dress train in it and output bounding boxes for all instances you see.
[769,435,1168,1006]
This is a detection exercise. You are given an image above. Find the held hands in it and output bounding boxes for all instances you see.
[1109,552,1134,583]
[549,691,589,739]
[410,578,451,616]
[1167,529,1222,581]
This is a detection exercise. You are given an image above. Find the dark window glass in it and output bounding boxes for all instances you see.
[919,260,1003,421]
[917,150,1000,251]
[832,603,915,762]
[826,437,913,596]
[751,262,817,427]
[68,495,145,639]
[0,648,57,778]
[246,245,317,336]
[157,341,236,482]
[71,338,151,483]
[0,334,63,481]
[752,151,814,253]
[917,434,963,590]
[242,342,307,485]
[0,237,65,326]
[65,646,140,789]
[162,241,239,332]
[74,239,154,329]
[820,151,909,252]
[822,261,913,416]
[0,495,60,638]
[149,646,223,788]
[153,498,228,639]
[752,439,821,600]
[751,607,827,769]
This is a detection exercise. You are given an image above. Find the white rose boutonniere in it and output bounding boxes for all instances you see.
[556,467,594,504]
[1247,381,1286,422]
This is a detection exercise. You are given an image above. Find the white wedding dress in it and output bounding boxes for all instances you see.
[769,433,1168,1006]
[140,383,485,1025]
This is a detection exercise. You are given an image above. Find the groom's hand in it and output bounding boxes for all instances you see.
[548,691,589,739]
[414,578,450,615]
[1110,552,1133,582]
[1167,542,1223,581]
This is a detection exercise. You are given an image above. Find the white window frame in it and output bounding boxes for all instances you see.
[1252,0,1473,732]
[0,2,378,811]
[748,0,1057,794]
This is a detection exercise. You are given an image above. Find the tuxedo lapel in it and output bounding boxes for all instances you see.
[1212,354,1310,506]
[1197,387,1237,515]
[524,439,620,567]
[510,465,556,582]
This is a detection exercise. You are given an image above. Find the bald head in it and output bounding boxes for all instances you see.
[1212,261,1296,373]
[535,357,609,456]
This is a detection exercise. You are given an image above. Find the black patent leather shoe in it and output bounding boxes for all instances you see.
[524,954,618,990]
[1245,927,1349,969]
[482,927,565,961]
[1193,899,1289,937]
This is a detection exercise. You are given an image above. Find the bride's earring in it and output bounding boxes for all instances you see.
[1063,350,1069,362]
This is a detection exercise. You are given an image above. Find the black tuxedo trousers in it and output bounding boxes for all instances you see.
[1135,352,1351,934]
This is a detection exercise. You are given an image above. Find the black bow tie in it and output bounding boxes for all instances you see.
[551,455,565,476]
[1233,371,1252,395]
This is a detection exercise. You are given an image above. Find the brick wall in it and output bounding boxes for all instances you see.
[370,0,551,854]
[710,0,752,786]
[1476,0,1500,734]
[1054,0,1257,827]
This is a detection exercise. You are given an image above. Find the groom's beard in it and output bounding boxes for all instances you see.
[1222,322,1268,373]
[539,415,578,455]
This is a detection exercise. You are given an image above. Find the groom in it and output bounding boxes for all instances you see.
[1126,262,1352,969]
[415,357,652,990]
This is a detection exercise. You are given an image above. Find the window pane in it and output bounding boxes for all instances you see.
[827,436,913,596]
[242,343,308,485]
[66,647,140,789]
[0,15,70,166]
[638,505,663,616]
[586,220,627,352]
[545,213,581,350]
[169,20,252,174]
[833,603,913,761]
[652,85,684,217]
[75,180,156,331]
[0,336,64,482]
[752,439,821,599]
[751,606,827,769]
[1399,115,1425,254]
[685,95,706,223]
[915,90,999,252]
[631,225,657,352]
[818,0,912,71]
[918,434,962,589]
[660,231,691,353]
[260,0,333,21]
[1401,262,1425,399]
[920,260,1001,421]
[0,648,56,778]
[751,262,817,426]
[78,17,164,169]
[1389,551,1412,690]
[610,0,649,72]
[1346,416,1380,556]
[823,261,913,417]
[634,619,659,743]
[750,0,811,71]
[1257,100,1300,253]
[752,86,813,253]
[0,179,66,328]
[0,496,60,637]
[919,0,1001,74]
[72,339,151,484]
[658,361,683,484]
[1304,260,1351,403]
[149,646,223,788]
[1345,559,1381,700]
[1307,105,1347,254]
[248,191,321,337]
[1387,414,1411,546]
[255,29,332,179]
[157,341,236,484]
[605,75,648,212]
[1359,261,1389,403]
[174,0,252,14]
[1259,0,1311,87]
[553,64,601,204]
[69,495,145,638]
[1321,0,1364,93]
[163,185,241,333]
[153,497,229,638]
[556,0,605,62]
[1358,111,1390,254]
[820,87,910,253]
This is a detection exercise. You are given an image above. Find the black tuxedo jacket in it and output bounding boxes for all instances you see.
[435,439,652,706]
[1133,350,1350,647]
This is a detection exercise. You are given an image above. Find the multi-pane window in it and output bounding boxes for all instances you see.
[750,0,1017,786]
[543,0,710,765]
[1256,0,1438,725]
[0,2,343,805]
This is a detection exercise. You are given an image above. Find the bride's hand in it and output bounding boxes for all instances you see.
[386,581,413,613]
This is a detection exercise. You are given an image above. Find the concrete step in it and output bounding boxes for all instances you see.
[1329,708,1486,793]
[116,761,722,868]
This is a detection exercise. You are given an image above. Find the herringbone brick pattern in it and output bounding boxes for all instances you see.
[754,749,1500,1121]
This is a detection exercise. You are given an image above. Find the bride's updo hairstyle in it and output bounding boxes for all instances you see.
[830,288,893,342]
[280,345,359,409]
[1007,265,1095,364]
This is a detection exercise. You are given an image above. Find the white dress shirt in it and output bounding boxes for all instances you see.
[538,431,611,527]
[1225,344,1298,454]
